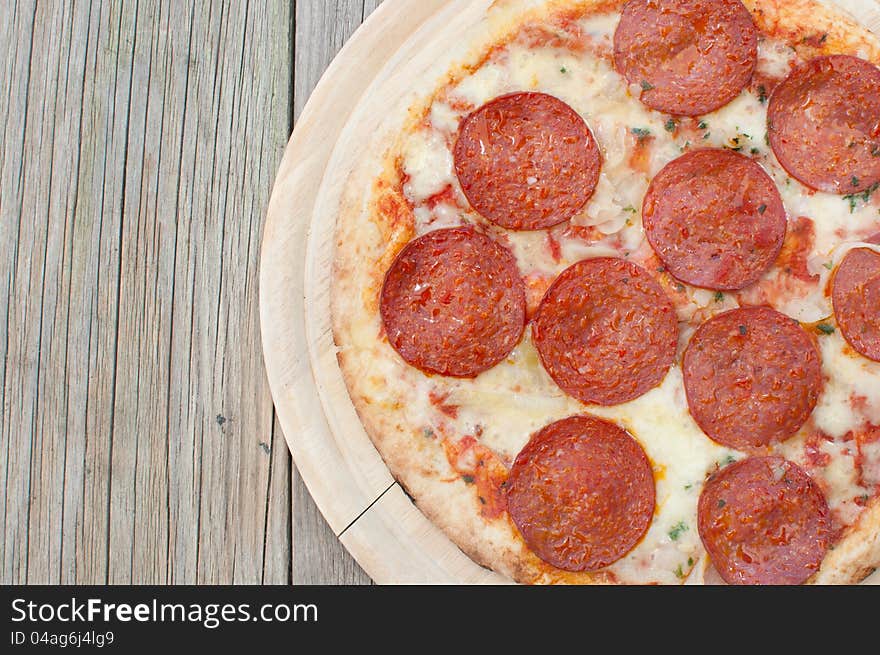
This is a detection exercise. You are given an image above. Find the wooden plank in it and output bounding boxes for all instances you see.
[60,0,124,587]
[28,0,97,586]
[262,416,291,584]
[70,0,139,585]
[106,0,291,584]
[107,0,177,585]
[0,0,54,584]
[0,0,127,585]
[289,0,374,586]
[0,0,292,584]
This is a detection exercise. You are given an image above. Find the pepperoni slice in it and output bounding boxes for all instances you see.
[507,415,655,572]
[832,247,880,361]
[379,226,526,377]
[613,0,757,116]
[768,55,880,194]
[532,258,677,406]
[698,456,832,585]
[643,149,786,290]
[683,307,822,450]
[453,92,601,231]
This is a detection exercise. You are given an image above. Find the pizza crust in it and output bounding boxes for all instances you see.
[813,501,880,584]
[330,0,880,584]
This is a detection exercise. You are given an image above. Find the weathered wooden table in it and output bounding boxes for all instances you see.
[1,0,377,585]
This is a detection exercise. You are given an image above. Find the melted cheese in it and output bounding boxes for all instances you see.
[757,37,798,78]
[812,332,880,439]
[401,129,454,200]
[383,7,880,584]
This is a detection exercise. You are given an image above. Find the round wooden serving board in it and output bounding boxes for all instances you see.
[261,0,880,584]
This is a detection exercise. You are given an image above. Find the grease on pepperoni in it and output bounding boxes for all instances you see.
[532,257,678,406]
[768,55,880,194]
[683,307,822,450]
[698,456,832,585]
[642,149,786,290]
[380,226,526,377]
[507,415,655,572]
[832,247,880,361]
[453,92,601,231]
[613,0,757,116]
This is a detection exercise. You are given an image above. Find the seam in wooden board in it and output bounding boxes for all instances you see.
[336,482,396,538]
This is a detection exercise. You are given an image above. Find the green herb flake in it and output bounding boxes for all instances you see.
[722,454,737,466]
[674,565,685,579]
[852,175,860,187]
[641,80,654,91]
[751,147,760,155]
[688,557,694,567]
[623,205,637,213]
[823,261,833,270]
[560,66,568,73]
[676,283,685,292]
[764,132,770,146]
[820,33,828,43]
[625,219,632,226]
[664,118,676,132]
[462,474,475,484]
[872,144,880,157]
[758,204,767,214]
[844,194,858,213]
[702,131,711,140]
[698,121,708,130]
[714,291,724,302]
[758,85,767,103]
[631,127,651,138]
[816,323,835,335]
[422,427,435,438]
[669,521,688,541]
[717,499,727,509]
[684,483,693,490]
[738,325,747,336]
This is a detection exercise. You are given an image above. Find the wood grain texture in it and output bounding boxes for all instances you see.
[0,0,375,586]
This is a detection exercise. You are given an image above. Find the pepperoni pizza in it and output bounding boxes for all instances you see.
[330,0,880,584]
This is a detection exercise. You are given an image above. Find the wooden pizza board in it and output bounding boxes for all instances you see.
[260,0,880,584]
